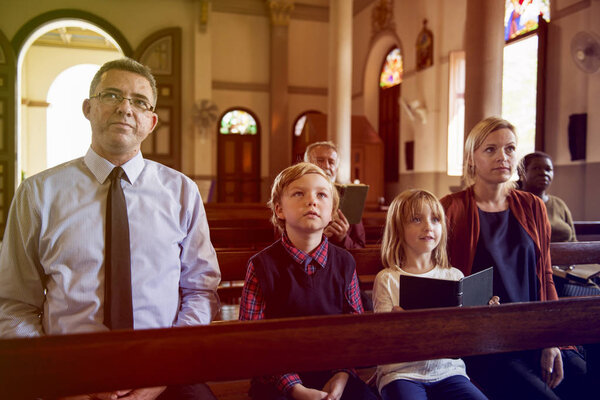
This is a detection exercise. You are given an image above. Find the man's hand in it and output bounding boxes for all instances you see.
[321,371,349,400]
[289,384,330,400]
[324,210,350,243]
[541,347,564,389]
[59,387,166,400]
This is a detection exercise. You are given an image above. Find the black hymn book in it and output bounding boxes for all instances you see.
[399,267,494,310]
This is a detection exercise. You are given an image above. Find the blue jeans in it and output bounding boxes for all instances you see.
[381,375,488,400]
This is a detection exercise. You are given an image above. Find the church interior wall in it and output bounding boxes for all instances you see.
[1,0,597,217]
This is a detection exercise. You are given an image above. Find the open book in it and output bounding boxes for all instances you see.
[335,183,369,224]
[552,264,600,285]
[399,267,494,310]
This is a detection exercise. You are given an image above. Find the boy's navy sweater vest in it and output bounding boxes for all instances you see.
[251,240,356,319]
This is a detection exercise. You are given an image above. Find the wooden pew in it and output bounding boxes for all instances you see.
[1,297,599,399]
[575,221,600,241]
[210,226,276,250]
[216,242,600,302]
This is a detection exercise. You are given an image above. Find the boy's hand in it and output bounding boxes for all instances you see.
[324,210,350,243]
[289,384,329,400]
[321,371,349,400]
[488,296,500,305]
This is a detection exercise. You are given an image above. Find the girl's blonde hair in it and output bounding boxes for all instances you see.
[463,116,518,188]
[267,162,339,232]
[381,189,449,270]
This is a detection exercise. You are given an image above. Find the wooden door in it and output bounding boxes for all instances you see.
[378,83,400,182]
[134,28,181,171]
[0,29,16,238]
[217,133,260,202]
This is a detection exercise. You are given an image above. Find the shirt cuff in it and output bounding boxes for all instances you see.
[276,373,302,394]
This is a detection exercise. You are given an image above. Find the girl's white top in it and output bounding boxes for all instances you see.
[373,265,470,392]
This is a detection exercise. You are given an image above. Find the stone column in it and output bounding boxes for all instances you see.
[328,0,352,183]
[267,0,293,184]
[464,0,504,134]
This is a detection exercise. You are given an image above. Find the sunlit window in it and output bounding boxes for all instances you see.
[504,0,550,41]
[502,33,538,161]
[219,110,257,135]
[46,64,100,168]
[379,48,403,88]
[447,51,466,176]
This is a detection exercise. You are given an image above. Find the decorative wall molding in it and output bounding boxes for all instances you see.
[212,80,269,92]
[213,80,328,96]
[288,85,327,95]
[267,0,295,26]
[552,0,590,21]
[21,99,50,107]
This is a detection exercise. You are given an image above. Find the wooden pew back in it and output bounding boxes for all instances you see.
[1,297,599,399]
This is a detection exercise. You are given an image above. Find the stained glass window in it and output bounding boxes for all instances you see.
[219,110,257,135]
[504,0,550,41]
[379,48,403,88]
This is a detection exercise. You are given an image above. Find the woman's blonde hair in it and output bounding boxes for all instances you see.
[381,189,449,270]
[463,116,518,187]
[267,162,339,232]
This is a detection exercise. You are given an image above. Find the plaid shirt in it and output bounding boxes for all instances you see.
[239,233,363,394]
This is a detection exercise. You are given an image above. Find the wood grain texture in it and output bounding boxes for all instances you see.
[1,297,599,399]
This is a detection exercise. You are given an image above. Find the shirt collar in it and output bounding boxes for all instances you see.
[84,148,145,185]
[281,232,329,269]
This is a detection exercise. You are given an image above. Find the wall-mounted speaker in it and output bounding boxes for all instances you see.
[568,113,587,161]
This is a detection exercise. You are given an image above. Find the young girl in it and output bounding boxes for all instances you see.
[373,189,488,400]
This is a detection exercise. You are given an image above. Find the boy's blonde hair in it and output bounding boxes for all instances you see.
[268,162,339,232]
[381,189,449,270]
[463,116,518,188]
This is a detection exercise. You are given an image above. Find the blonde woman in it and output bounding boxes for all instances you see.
[441,117,589,399]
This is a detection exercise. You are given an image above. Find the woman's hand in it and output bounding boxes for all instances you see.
[541,347,564,389]
[488,296,500,305]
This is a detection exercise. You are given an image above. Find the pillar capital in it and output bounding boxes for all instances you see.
[266,0,294,26]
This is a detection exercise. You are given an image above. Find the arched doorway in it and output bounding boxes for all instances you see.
[217,108,261,202]
[20,23,123,177]
[378,46,403,183]
[291,110,324,164]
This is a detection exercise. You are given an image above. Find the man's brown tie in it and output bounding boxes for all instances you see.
[104,167,133,329]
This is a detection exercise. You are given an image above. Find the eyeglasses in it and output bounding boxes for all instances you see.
[90,91,155,112]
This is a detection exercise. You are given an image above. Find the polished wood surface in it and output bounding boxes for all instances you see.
[1,297,599,399]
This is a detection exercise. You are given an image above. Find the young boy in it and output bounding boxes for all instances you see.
[239,162,377,400]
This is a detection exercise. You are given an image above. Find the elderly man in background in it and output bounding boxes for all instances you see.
[304,141,366,249]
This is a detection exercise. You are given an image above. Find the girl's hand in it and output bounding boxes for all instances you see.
[321,371,349,400]
[488,296,500,306]
[392,306,404,311]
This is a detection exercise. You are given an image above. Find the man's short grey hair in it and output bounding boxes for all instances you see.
[89,57,157,105]
[303,141,339,162]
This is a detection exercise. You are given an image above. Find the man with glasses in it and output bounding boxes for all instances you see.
[0,58,220,399]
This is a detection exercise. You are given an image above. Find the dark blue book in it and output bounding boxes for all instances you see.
[399,267,493,310]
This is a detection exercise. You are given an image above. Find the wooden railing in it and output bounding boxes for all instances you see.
[1,297,599,399]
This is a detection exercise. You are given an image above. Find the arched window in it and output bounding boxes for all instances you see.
[379,47,402,182]
[217,108,260,202]
[379,47,403,88]
[502,0,550,157]
[220,109,258,135]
